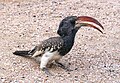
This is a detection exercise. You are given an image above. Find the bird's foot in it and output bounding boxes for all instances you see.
[42,67,53,76]
[55,62,73,71]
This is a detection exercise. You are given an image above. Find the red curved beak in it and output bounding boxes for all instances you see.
[75,16,104,33]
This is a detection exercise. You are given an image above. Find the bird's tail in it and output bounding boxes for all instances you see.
[13,50,31,57]
[13,46,37,57]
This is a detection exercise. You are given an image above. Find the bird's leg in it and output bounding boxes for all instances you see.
[40,55,53,76]
[55,61,73,71]
[42,67,52,76]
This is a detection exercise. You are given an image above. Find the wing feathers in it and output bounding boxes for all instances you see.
[31,37,63,57]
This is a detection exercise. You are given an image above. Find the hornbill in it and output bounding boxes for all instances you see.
[13,16,104,75]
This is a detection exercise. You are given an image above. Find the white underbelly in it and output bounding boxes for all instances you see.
[34,51,62,62]
[44,51,62,61]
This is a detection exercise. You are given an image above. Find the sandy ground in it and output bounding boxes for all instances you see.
[0,0,120,83]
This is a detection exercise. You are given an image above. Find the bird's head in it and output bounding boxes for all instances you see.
[57,16,104,37]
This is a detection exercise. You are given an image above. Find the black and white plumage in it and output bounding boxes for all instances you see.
[13,16,104,75]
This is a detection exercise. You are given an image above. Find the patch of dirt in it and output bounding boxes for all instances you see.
[0,0,120,83]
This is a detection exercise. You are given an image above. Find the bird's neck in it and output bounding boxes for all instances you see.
[59,31,77,56]
[63,32,76,43]
[63,29,77,42]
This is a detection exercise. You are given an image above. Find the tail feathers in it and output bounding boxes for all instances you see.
[13,50,31,57]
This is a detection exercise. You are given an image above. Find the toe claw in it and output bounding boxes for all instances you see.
[42,68,53,76]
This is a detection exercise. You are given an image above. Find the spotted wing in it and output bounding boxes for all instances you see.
[29,37,64,57]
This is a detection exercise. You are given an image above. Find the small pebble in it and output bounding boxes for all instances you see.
[33,15,36,17]
[75,68,78,70]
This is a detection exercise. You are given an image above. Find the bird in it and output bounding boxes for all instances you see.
[13,16,104,75]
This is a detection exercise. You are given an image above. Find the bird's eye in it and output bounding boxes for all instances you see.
[70,20,75,25]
